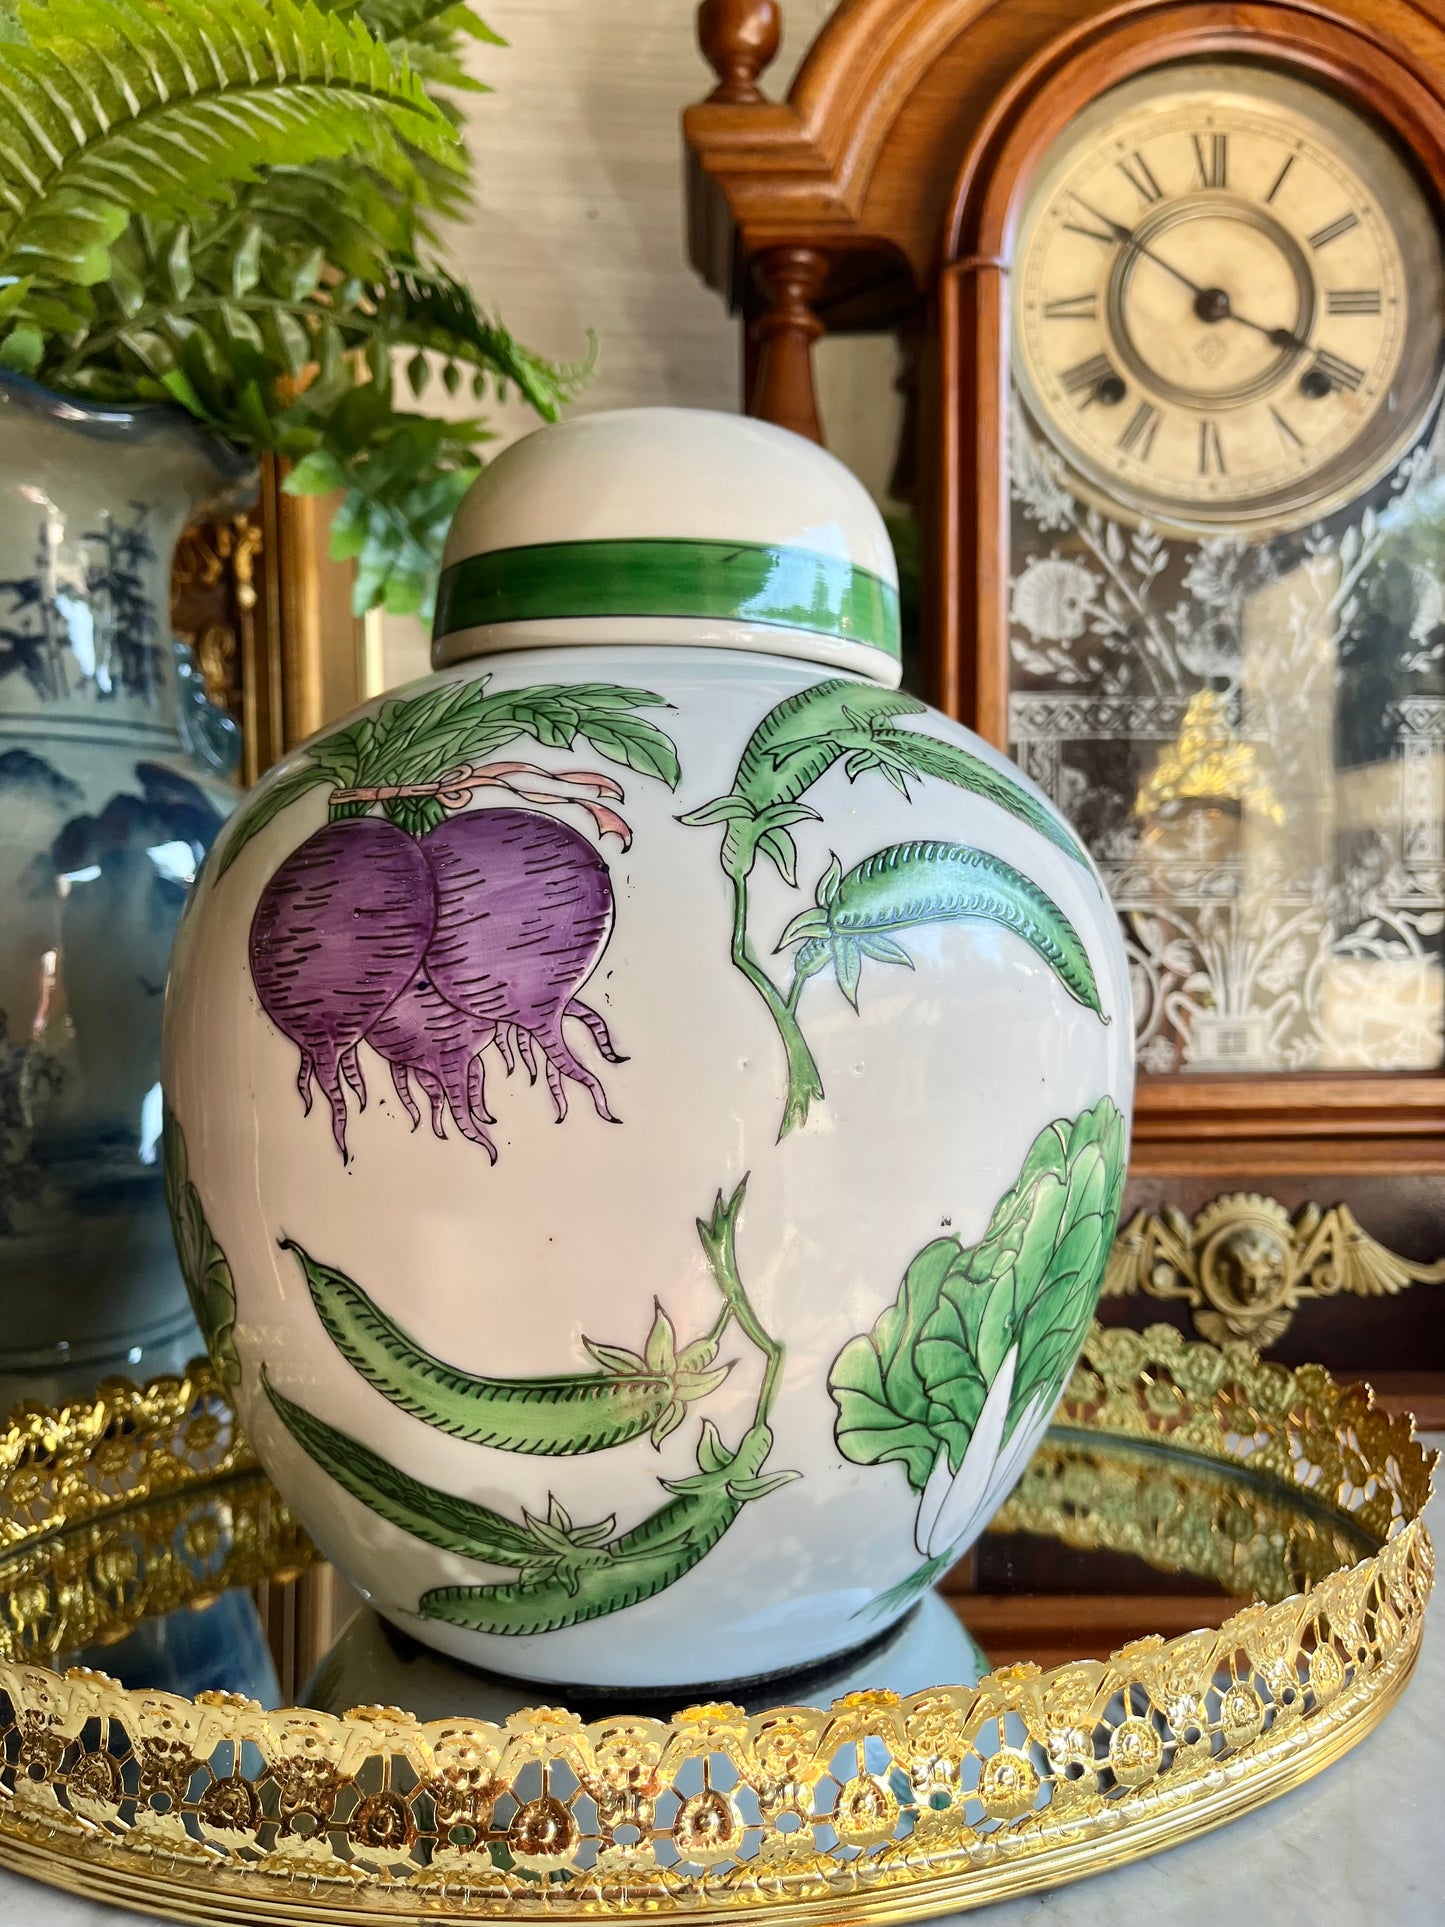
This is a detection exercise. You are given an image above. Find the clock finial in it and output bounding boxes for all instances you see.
[698,0,781,106]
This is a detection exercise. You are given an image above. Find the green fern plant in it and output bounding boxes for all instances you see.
[0,0,590,616]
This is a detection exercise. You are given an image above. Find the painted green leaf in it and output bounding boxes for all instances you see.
[916,1094,1126,1448]
[213,766,333,878]
[829,1237,959,1491]
[161,1110,241,1386]
[828,1095,1126,1491]
[216,674,681,875]
[871,727,1093,870]
[780,840,1104,1018]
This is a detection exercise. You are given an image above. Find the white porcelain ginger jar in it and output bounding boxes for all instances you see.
[162,407,1134,1692]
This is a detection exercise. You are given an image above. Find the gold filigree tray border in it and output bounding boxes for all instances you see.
[0,1323,1434,1924]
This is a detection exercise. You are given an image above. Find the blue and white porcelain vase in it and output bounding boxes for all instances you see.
[0,376,250,1409]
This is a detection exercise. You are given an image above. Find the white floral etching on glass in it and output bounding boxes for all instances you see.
[1007,401,1445,1073]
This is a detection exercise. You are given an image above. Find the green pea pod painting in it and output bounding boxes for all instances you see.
[261,1178,800,1636]
[679,679,1104,1136]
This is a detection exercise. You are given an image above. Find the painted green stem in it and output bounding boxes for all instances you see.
[682,677,1097,1139]
[729,871,824,1138]
[695,1176,786,1426]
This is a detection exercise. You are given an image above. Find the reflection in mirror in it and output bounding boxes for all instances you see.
[0,1434,1381,1713]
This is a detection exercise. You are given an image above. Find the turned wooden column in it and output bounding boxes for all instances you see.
[749,245,828,444]
[697,0,781,104]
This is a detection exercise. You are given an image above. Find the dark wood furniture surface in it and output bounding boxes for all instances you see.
[684,0,1445,1419]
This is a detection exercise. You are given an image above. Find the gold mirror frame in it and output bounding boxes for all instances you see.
[0,1323,1433,1922]
[171,456,381,785]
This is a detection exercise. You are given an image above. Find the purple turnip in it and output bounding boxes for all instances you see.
[421,809,619,1124]
[249,818,436,1157]
[363,972,498,1161]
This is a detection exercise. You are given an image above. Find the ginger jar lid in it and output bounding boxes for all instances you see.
[432,406,902,688]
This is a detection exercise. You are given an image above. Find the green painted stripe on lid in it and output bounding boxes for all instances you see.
[432,537,901,663]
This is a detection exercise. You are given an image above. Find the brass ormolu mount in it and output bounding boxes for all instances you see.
[1104,1193,1445,1348]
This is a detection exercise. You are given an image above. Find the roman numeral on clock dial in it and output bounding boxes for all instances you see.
[1060,353,1116,401]
[1117,400,1161,459]
[1264,153,1297,204]
[1311,349,1366,392]
[1271,405,1305,450]
[1116,152,1163,204]
[1198,421,1226,476]
[1327,289,1382,315]
[1192,132,1228,189]
[1043,292,1098,320]
[1309,211,1360,250]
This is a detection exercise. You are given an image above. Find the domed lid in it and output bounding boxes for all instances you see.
[432,407,901,687]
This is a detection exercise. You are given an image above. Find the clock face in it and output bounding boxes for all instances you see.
[1013,64,1445,532]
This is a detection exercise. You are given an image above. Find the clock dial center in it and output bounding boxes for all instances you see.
[1107,198,1314,408]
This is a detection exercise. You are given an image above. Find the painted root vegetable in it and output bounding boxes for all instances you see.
[777,840,1104,1016]
[421,809,620,1125]
[828,1095,1126,1617]
[679,677,1099,1137]
[248,818,437,1156]
[363,973,499,1158]
[237,676,681,1161]
[261,1178,798,1634]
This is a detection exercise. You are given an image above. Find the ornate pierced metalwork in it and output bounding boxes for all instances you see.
[0,1326,1433,1920]
[1104,1193,1445,1346]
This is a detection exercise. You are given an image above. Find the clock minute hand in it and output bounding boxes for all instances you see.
[1070,196,1313,354]
[1070,197,1209,299]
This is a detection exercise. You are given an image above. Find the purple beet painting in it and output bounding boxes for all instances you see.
[222,676,680,1161]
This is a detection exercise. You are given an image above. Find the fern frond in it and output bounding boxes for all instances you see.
[359,0,504,51]
[0,0,456,290]
[380,268,596,418]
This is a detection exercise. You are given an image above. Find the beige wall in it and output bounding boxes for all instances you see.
[382,0,899,688]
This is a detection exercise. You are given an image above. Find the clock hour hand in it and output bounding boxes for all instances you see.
[1070,194,1313,356]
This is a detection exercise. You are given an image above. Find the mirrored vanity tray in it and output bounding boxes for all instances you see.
[0,1323,1433,1924]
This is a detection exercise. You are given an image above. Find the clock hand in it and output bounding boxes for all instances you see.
[1070,195,1314,355]
[1070,196,1207,299]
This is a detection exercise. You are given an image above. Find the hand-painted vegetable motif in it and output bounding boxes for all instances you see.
[262,1178,797,1634]
[679,679,1101,1137]
[224,676,680,1160]
[282,1237,733,1454]
[162,1110,240,1387]
[778,841,1104,1017]
[828,1094,1126,1616]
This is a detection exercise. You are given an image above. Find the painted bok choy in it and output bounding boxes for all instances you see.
[217,674,681,1161]
[679,679,1101,1136]
[262,1178,798,1634]
[828,1094,1126,1617]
